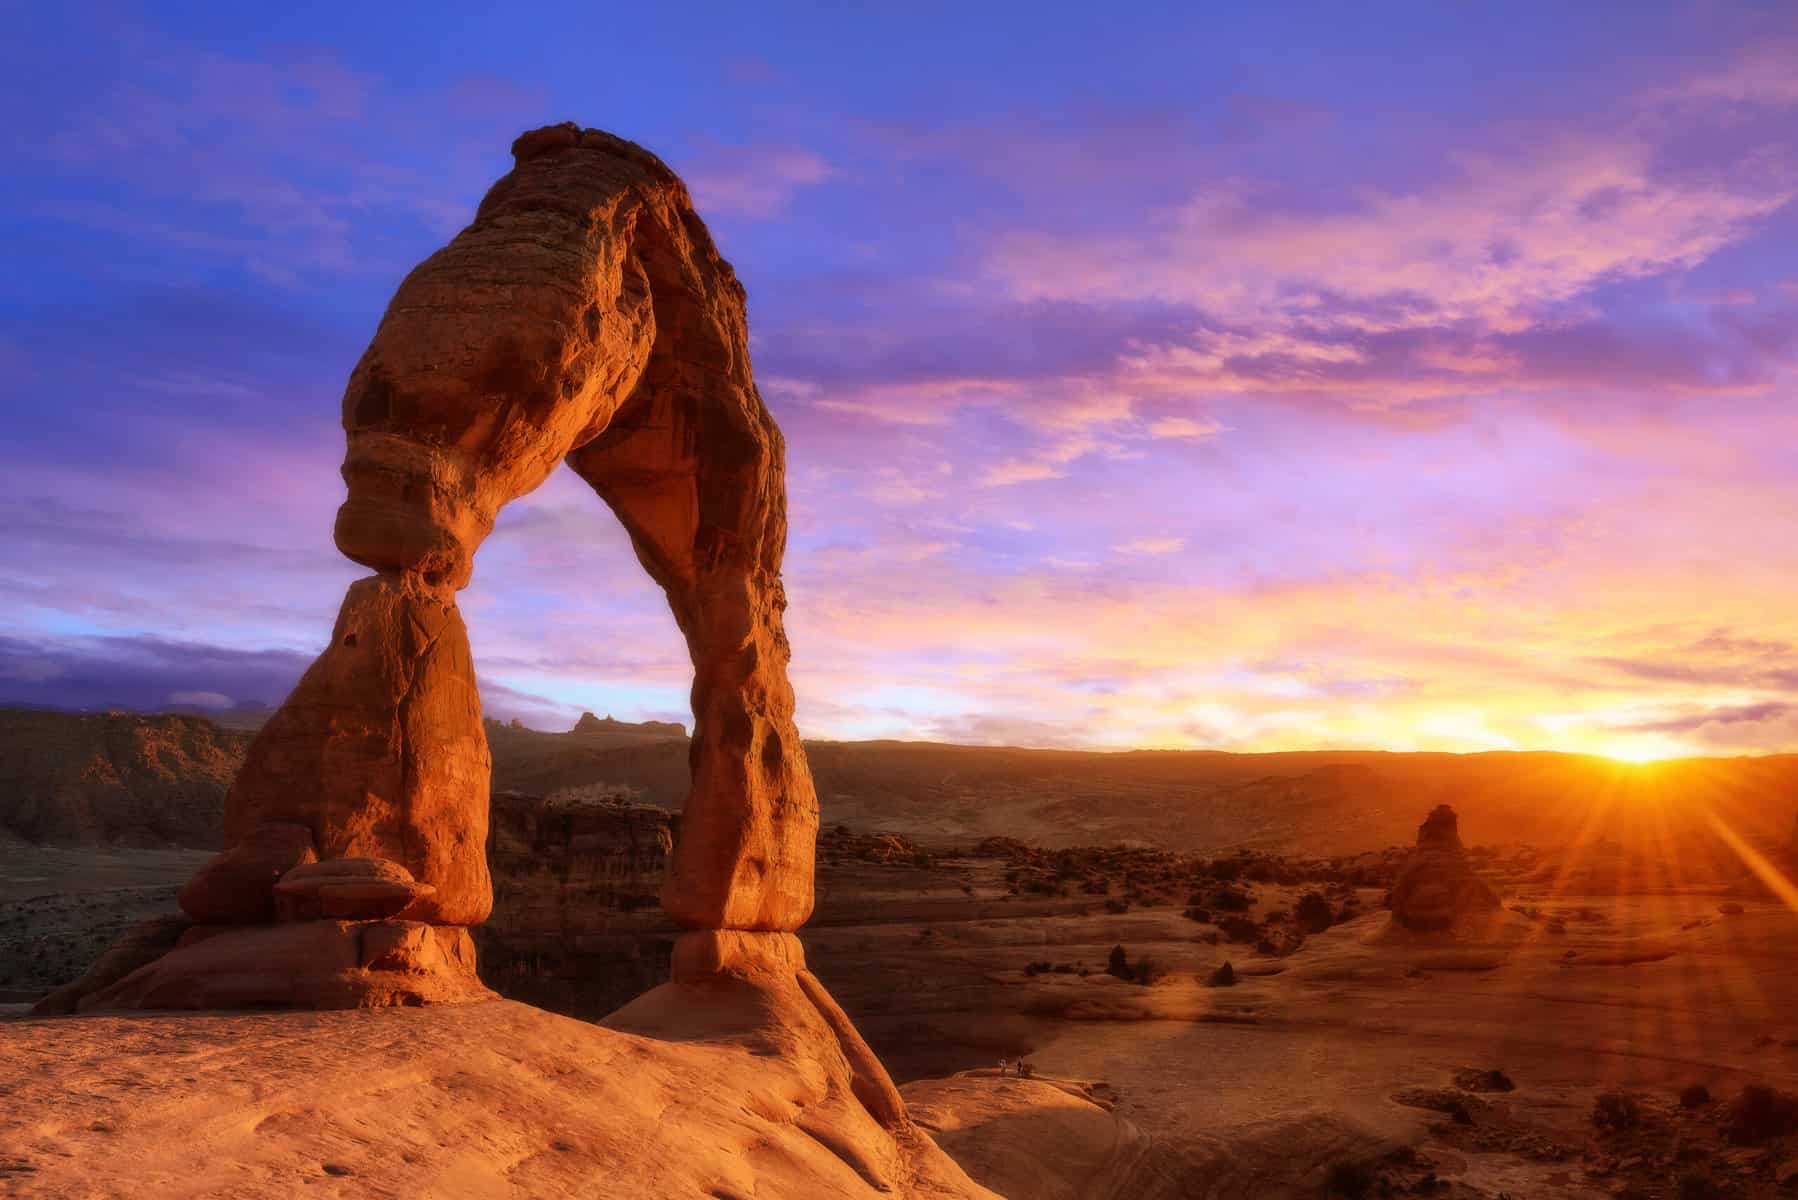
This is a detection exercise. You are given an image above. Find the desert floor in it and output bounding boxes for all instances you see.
[5,844,1797,1198]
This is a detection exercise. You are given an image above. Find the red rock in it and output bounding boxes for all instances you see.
[178,822,317,923]
[29,915,192,1015]
[77,920,491,1011]
[273,858,436,921]
[193,575,491,927]
[1389,805,1501,932]
[111,123,819,1011]
[670,929,807,980]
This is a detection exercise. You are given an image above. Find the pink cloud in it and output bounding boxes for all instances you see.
[681,142,839,220]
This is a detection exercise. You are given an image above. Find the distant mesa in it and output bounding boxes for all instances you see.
[1388,804,1501,932]
[571,711,686,738]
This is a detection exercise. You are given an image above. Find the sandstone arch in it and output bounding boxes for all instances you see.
[96,125,818,1008]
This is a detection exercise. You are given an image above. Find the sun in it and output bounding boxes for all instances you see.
[1589,736,1686,765]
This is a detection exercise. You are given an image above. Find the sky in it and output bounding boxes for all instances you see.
[2,2,1797,759]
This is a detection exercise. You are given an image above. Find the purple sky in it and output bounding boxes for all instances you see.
[3,3,1797,758]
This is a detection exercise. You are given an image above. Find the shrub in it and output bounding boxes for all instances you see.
[1132,955,1162,985]
[1324,1160,1374,1199]
[1218,915,1261,944]
[1207,961,1236,987]
[1296,891,1335,934]
[1104,897,1130,914]
[1677,1172,1721,1200]
[1679,1083,1712,1109]
[1106,944,1130,979]
[1209,886,1254,912]
[1725,1084,1798,1145]
[1593,1091,1642,1132]
[1183,907,1211,923]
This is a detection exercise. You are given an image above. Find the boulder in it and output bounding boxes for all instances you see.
[273,857,436,921]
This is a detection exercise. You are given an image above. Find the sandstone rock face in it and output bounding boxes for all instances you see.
[186,574,490,927]
[133,123,816,1009]
[1388,804,1501,932]
[178,821,317,923]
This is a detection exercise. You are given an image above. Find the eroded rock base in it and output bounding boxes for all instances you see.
[623,933,910,1130]
[74,919,492,1011]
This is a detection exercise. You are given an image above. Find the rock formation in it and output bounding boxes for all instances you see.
[571,711,686,738]
[1387,804,1501,932]
[72,124,818,1013]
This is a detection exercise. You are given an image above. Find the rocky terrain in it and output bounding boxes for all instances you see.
[7,708,1798,1197]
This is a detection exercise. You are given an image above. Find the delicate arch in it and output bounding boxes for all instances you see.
[178,124,816,936]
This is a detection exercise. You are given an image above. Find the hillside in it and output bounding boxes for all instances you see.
[4,706,1795,859]
[0,708,251,847]
[488,732,1798,859]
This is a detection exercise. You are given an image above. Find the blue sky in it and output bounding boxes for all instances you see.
[3,2,1797,756]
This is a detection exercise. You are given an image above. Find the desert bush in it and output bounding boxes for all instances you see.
[1725,1084,1798,1144]
[1323,1160,1374,1198]
[1183,906,1211,923]
[1106,944,1130,979]
[1131,955,1162,985]
[1104,897,1129,914]
[1209,885,1254,912]
[1680,1083,1712,1109]
[1218,915,1261,944]
[1206,961,1236,987]
[1592,1091,1642,1132]
[1677,1172,1721,1200]
[1296,891,1335,934]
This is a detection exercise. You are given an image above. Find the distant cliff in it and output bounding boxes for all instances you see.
[476,790,680,1018]
[0,708,249,847]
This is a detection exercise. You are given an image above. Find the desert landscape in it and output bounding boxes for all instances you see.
[6,6,1798,1200]
[6,706,1798,1198]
